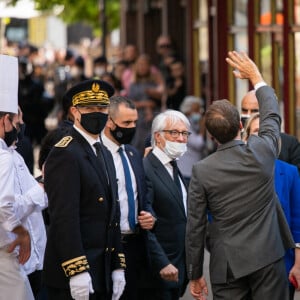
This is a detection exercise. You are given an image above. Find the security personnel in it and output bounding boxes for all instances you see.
[43,80,126,300]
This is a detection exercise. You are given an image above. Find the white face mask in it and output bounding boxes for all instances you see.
[94,67,105,77]
[163,140,187,159]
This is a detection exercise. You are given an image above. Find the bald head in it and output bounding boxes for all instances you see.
[241,90,259,115]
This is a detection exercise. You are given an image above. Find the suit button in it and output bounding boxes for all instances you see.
[111,248,115,252]
[105,248,109,252]
[115,223,118,227]
[98,197,104,202]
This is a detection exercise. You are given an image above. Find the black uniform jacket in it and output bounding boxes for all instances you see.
[43,128,125,294]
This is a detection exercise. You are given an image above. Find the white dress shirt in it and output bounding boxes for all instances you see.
[73,125,100,154]
[101,132,138,233]
[152,146,187,214]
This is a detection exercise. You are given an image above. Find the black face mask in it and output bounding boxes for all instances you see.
[17,123,26,142]
[4,126,18,147]
[80,111,108,134]
[110,119,136,145]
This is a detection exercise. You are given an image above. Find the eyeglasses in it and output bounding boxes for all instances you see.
[161,130,191,138]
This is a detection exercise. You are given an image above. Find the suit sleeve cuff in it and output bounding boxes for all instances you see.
[61,256,90,277]
[254,82,267,91]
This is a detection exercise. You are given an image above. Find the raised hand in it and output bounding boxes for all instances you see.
[226,51,264,86]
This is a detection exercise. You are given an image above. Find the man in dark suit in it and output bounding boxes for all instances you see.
[101,95,156,300]
[43,80,126,300]
[185,51,295,300]
[143,109,190,300]
[241,90,300,173]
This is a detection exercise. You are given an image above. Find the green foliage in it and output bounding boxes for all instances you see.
[7,0,120,34]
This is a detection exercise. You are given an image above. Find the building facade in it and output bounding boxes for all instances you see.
[121,0,300,139]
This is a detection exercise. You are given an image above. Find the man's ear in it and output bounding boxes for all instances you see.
[154,131,161,145]
[239,121,243,130]
[106,117,115,129]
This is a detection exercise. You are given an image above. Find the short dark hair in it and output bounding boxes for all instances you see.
[205,100,240,144]
[38,127,70,169]
[109,96,136,118]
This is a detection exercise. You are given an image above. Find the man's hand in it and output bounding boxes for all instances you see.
[138,211,156,230]
[289,248,300,291]
[112,269,126,300]
[190,276,208,300]
[159,264,178,282]
[226,51,264,86]
[8,225,31,264]
[69,272,94,300]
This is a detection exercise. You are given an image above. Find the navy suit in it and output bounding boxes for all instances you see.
[124,144,153,214]
[43,128,124,298]
[143,151,188,299]
[121,145,155,300]
[101,136,154,300]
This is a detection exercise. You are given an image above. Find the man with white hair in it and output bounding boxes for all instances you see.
[143,109,190,300]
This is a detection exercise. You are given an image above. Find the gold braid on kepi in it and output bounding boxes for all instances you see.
[64,79,115,109]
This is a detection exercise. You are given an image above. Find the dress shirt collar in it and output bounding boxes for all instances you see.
[73,125,100,146]
[101,131,120,154]
[152,146,173,165]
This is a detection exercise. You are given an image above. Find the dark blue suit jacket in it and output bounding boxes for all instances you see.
[143,151,188,294]
[124,144,154,214]
[275,159,300,275]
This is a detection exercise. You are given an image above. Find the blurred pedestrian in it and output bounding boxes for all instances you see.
[128,54,164,154]
[241,90,300,173]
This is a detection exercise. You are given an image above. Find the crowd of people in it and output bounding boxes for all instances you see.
[0,43,300,300]
[3,35,208,156]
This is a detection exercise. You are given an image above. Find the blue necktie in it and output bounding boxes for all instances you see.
[118,147,136,231]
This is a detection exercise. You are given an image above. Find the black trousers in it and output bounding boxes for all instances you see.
[212,257,289,300]
[120,233,148,300]
[139,288,181,300]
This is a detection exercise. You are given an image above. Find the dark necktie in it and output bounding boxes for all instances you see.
[170,160,183,198]
[93,142,108,182]
[118,146,136,231]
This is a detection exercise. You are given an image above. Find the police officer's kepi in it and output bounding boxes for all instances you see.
[0,54,18,114]
[64,80,114,111]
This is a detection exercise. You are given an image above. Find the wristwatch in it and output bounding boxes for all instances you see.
[295,243,300,248]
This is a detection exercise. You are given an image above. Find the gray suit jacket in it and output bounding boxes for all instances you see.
[185,86,294,284]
